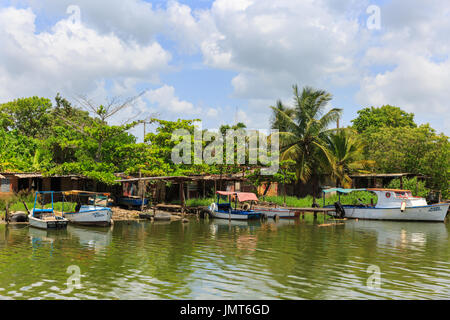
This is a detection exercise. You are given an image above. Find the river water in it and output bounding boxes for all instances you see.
[0,217,449,300]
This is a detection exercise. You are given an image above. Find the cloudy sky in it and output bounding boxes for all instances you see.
[1,0,449,139]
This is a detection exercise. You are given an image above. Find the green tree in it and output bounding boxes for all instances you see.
[351,105,416,133]
[270,100,295,132]
[0,97,52,138]
[324,129,375,187]
[364,125,449,197]
[270,85,342,186]
[387,177,430,198]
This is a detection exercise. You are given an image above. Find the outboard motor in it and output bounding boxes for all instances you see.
[334,202,345,218]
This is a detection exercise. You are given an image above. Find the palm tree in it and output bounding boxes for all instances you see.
[324,129,375,187]
[270,100,295,132]
[270,85,342,185]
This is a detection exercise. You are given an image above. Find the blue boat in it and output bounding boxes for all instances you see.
[118,196,149,208]
[208,191,262,220]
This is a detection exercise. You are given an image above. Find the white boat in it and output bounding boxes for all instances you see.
[254,207,300,219]
[324,188,449,222]
[62,191,113,226]
[64,205,112,226]
[28,191,69,230]
[208,191,262,220]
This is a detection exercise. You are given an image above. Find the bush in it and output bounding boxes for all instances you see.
[387,177,429,198]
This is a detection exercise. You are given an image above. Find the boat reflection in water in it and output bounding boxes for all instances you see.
[28,227,68,244]
[67,225,112,252]
[209,219,261,234]
[344,220,448,250]
[28,227,69,257]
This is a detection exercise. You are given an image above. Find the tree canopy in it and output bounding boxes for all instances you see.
[0,90,448,198]
[351,105,416,133]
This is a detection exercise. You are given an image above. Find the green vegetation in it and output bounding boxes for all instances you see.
[270,85,342,186]
[387,177,430,198]
[174,191,378,209]
[0,86,448,201]
[351,105,417,133]
[263,191,377,207]
[7,201,76,213]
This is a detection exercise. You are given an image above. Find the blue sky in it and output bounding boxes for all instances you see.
[0,0,449,140]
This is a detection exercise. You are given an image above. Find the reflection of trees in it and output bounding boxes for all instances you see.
[0,220,449,299]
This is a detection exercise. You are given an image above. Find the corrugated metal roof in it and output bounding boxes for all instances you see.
[0,172,86,179]
[13,173,43,178]
[349,173,419,178]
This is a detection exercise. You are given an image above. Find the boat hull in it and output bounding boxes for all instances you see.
[64,207,112,226]
[328,203,449,222]
[255,207,300,219]
[28,215,69,229]
[118,197,148,208]
[209,210,261,220]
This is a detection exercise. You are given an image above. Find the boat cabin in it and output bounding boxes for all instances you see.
[366,189,427,208]
[321,188,428,208]
[215,191,258,212]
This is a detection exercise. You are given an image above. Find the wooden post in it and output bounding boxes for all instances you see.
[400,176,404,189]
[140,180,146,212]
[179,182,185,208]
[186,182,190,200]
[203,180,205,198]
[5,203,9,224]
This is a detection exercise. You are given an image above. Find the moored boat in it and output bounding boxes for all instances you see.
[208,191,262,220]
[28,191,69,230]
[324,188,449,222]
[62,191,113,227]
[118,196,148,209]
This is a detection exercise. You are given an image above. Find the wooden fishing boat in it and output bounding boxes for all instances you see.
[62,191,113,227]
[208,191,262,220]
[323,188,449,222]
[118,196,148,209]
[28,191,69,230]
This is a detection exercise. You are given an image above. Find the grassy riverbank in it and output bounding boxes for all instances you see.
[169,191,377,208]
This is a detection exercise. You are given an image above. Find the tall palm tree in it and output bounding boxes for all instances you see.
[270,100,295,132]
[324,129,375,187]
[270,85,342,184]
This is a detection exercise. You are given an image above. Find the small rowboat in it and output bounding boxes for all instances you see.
[62,191,113,227]
[28,191,69,230]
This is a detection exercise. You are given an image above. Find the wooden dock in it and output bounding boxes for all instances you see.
[284,207,336,218]
[155,204,183,212]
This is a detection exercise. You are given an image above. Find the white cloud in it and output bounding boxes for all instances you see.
[146,85,200,115]
[0,6,171,102]
[356,0,450,130]
[2,0,450,134]
[194,0,362,99]
[206,108,219,117]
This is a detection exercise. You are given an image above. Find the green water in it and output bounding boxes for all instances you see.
[0,217,449,300]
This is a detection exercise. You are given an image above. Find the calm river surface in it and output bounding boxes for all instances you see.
[0,217,449,300]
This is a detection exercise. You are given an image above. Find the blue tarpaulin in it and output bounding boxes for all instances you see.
[322,188,366,194]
